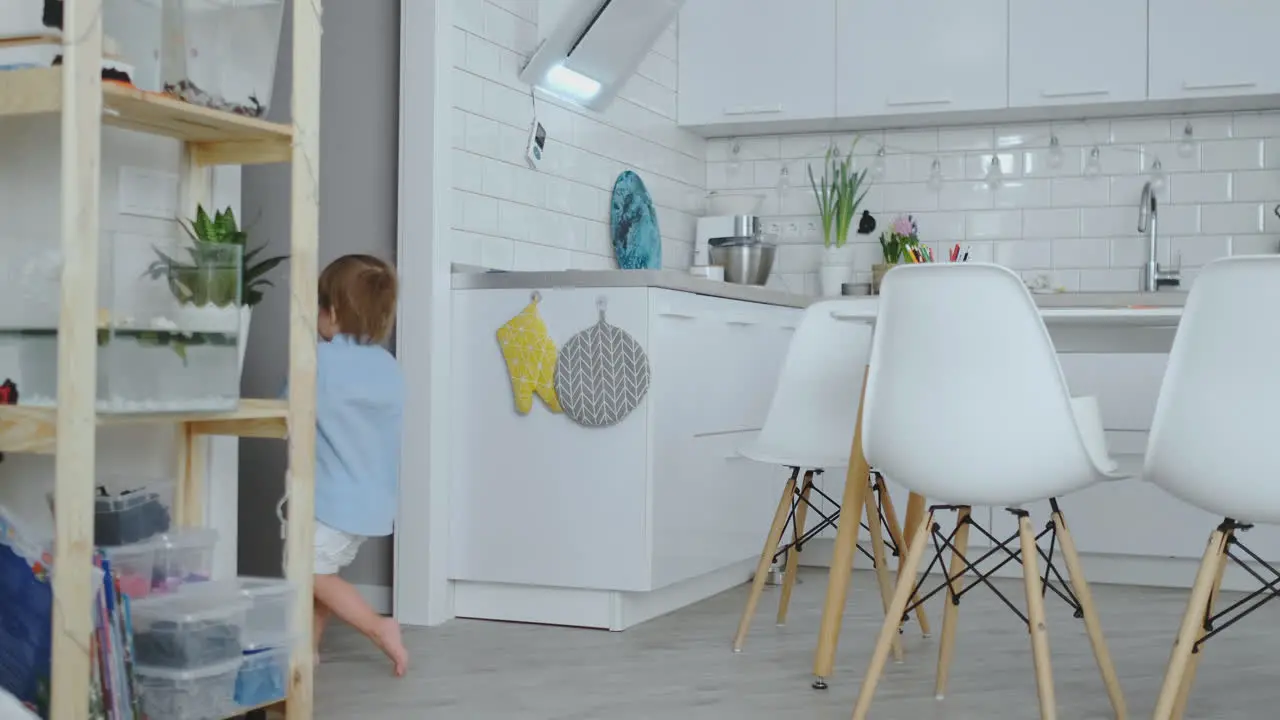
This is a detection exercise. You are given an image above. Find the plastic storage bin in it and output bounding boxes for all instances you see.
[234,645,289,709]
[234,578,295,649]
[161,0,287,117]
[46,476,175,547]
[151,529,219,595]
[131,583,249,669]
[0,234,243,413]
[101,542,158,599]
[135,658,242,720]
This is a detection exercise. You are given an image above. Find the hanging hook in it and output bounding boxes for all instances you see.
[531,290,542,304]
[596,296,608,321]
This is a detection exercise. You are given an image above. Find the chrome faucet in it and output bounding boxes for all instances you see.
[1138,181,1180,291]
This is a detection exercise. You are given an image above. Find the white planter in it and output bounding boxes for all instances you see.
[174,303,241,334]
[819,244,855,297]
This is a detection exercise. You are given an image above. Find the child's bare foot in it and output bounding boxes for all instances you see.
[372,617,409,677]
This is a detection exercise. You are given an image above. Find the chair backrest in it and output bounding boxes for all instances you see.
[1145,255,1280,523]
[751,299,875,467]
[862,263,1100,506]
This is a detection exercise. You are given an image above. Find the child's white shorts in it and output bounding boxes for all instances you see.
[313,521,366,575]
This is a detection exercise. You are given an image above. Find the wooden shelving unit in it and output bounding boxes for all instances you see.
[0,2,322,719]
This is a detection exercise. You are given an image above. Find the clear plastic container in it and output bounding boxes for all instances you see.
[161,0,287,117]
[234,578,295,649]
[0,233,243,414]
[135,657,242,720]
[131,582,249,669]
[234,644,290,709]
[87,478,175,547]
[101,542,158,599]
[151,528,219,595]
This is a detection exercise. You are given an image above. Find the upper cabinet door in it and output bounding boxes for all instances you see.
[1009,0,1147,108]
[837,0,1009,118]
[1149,0,1280,99]
[677,0,837,126]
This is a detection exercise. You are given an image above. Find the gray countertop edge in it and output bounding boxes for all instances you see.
[450,268,1189,309]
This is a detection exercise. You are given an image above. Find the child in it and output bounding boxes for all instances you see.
[306,254,408,676]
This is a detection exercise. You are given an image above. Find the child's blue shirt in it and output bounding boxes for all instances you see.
[287,334,403,537]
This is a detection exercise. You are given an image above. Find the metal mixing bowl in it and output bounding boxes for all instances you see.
[709,242,776,285]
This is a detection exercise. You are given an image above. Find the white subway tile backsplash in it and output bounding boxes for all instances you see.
[965,152,1020,181]
[967,210,1022,240]
[1111,118,1172,144]
[1169,235,1230,268]
[1202,203,1264,235]
[997,124,1052,149]
[1024,208,1081,238]
[994,179,1051,209]
[937,181,993,211]
[1201,139,1264,171]
[1051,238,1110,268]
[780,134,833,160]
[912,211,967,242]
[910,153,965,183]
[939,127,996,152]
[1230,170,1280,203]
[1233,112,1280,139]
[454,150,485,193]
[1051,120,1109,148]
[1112,236,1164,267]
[882,183,939,213]
[1170,172,1232,204]
[1140,142,1200,173]
[1231,235,1280,255]
[885,130,939,154]
[1022,148,1083,178]
[1159,205,1202,235]
[1080,207,1131,237]
[1080,268,1141,292]
[1109,174,1168,206]
[1051,177,1110,207]
[995,239,1051,269]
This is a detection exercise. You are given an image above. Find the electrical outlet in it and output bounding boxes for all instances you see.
[785,222,800,238]
[805,221,818,237]
[766,222,781,236]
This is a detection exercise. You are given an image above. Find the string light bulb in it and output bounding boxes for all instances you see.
[984,154,1004,189]
[1178,122,1196,159]
[727,139,743,179]
[1084,146,1102,178]
[872,146,887,179]
[776,163,791,202]
[1047,134,1064,170]
[927,157,944,191]
[1149,157,1166,190]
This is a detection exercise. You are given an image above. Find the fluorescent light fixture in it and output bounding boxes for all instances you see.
[544,64,602,102]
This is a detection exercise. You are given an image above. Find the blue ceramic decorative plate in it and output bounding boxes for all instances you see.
[610,170,662,270]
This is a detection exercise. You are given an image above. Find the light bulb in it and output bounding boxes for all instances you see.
[727,139,743,178]
[872,146,887,179]
[984,155,1004,189]
[1047,134,1064,170]
[1178,122,1196,159]
[776,164,791,202]
[1084,146,1102,178]
[1149,157,1166,190]
[927,158,943,191]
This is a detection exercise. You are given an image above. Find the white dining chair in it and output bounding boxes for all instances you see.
[848,263,1128,720]
[1145,255,1280,719]
[732,298,930,654]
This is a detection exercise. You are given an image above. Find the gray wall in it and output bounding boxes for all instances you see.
[239,0,401,592]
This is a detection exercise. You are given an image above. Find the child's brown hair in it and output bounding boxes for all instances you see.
[318,254,398,344]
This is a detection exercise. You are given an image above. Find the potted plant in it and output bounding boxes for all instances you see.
[874,215,921,294]
[810,139,871,297]
[145,205,288,369]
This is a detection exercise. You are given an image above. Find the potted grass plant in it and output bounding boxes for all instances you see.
[810,138,872,297]
[145,205,288,369]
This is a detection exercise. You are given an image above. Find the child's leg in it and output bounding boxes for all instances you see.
[313,573,408,676]
[313,598,330,662]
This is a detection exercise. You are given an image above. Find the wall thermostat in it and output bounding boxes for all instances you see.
[525,117,547,170]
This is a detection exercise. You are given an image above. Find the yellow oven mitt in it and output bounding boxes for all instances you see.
[496,296,562,414]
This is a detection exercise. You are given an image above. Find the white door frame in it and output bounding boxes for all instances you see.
[394,0,455,626]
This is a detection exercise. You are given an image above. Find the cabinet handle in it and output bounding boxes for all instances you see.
[656,309,698,320]
[724,317,758,327]
[1182,80,1257,91]
[1040,88,1110,99]
[723,104,784,116]
[885,97,952,107]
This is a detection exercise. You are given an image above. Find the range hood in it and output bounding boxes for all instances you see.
[520,0,684,111]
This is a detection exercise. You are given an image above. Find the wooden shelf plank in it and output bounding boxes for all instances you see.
[0,399,288,454]
[0,68,293,165]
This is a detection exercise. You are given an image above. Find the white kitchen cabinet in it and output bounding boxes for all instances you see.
[677,0,836,127]
[1149,0,1280,100]
[450,280,803,630]
[836,0,1009,118]
[1009,0,1147,108]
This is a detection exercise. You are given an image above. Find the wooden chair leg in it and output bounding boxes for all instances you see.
[877,476,931,637]
[864,480,904,662]
[1019,514,1057,720]
[1052,508,1127,719]
[935,507,971,700]
[733,470,799,652]
[777,471,814,626]
[1154,528,1231,719]
[1171,541,1228,720]
[851,511,934,720]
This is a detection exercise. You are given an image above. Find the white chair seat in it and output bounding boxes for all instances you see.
[738,442,850,472]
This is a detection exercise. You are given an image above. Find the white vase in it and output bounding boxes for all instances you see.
[819,244,855,297]
[238,305,252,373]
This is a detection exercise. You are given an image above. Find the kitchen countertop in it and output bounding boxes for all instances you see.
[451,267,1189,310]
[451,268,813,308]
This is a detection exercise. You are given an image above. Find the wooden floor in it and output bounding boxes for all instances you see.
[314,569,1280,719]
